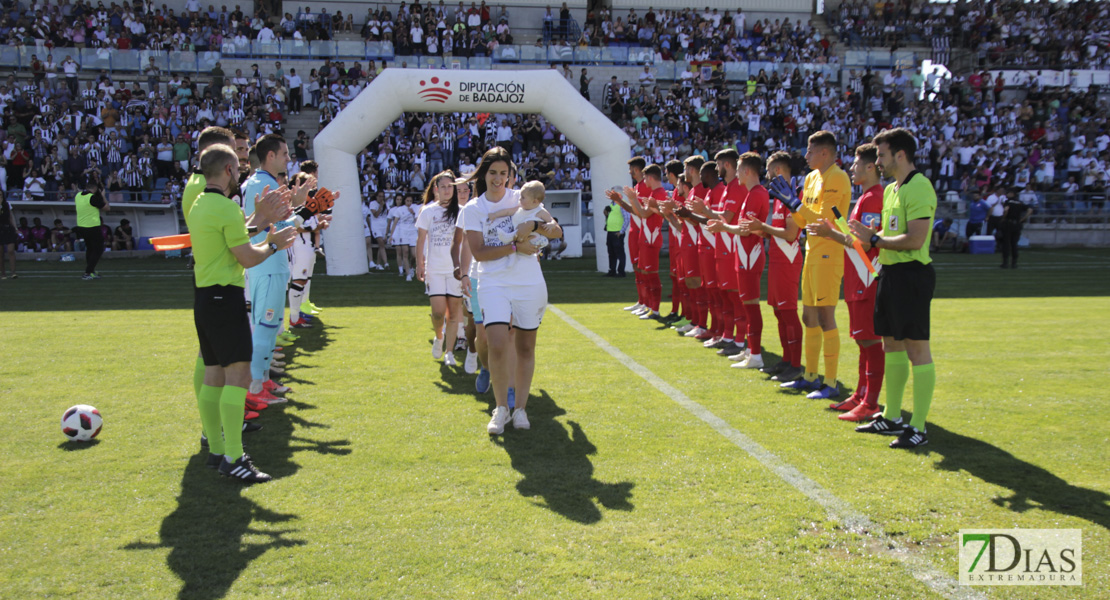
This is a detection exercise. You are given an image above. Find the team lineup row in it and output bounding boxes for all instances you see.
[601,129,939,449]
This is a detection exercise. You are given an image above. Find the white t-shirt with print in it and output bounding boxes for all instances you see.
[416,203,457,275]
[461,188,543,287]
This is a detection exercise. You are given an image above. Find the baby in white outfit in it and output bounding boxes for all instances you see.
[491,180,552,249]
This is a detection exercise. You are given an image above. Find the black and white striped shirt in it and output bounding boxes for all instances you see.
[82,89,98,111]
[122,165,145,187]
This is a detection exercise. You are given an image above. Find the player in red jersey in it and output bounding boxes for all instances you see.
[621,163,668,320]
[694,149,744,356]
[672,156,708,337]
[661,159,688,325]
[808,143,885,421]
[684,162,724,342]
[740,151,804,382]
[605,156,648,313]
[711,152,770,369]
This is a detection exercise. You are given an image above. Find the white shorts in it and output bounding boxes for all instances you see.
[391,228,417,247]
[424,272,463,297]
[371,223,388,239]
[477,281,548,331]
[289,240,316,279]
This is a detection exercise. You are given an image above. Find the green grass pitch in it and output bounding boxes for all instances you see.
[1,248,1108,599]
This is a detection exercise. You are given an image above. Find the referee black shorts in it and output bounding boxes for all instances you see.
[874,260,935,341]
[194,284,253,367]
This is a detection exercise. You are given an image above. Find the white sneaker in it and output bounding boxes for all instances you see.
[464,350,478,374]
[729,349,750,362]
[369,262,378,270]
[512,408,530,430]
[444,353,458,367]
[631,306,648,316]
[432,336,444,359]
[732,354,765,369]
[684,326,706,338]
[487,406,511,434]
[702,336,721,348]
[675,323,695,334]
[623,303,644,312]
[639,310,659,320]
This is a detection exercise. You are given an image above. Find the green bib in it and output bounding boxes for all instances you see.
[75,192,100,228]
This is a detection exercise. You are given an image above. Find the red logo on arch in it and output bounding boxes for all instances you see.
[418,77,452,103]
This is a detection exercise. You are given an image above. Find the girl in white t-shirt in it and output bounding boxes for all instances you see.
[461,147,561,435]
[386,194,418,280]
[366,190,390,270]
[416,170,464,366]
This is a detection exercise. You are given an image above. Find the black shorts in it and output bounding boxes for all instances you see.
[0,224,16,245]
[874,261,935,341]
[194,285,253,367]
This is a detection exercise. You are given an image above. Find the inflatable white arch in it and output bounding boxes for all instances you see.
[314,68,631,276]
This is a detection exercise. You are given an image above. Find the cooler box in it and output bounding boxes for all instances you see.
[968,235,995,254]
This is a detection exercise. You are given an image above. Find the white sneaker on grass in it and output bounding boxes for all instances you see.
[639,310,659,320]
[512,408,530,430]
[487,406,511,435]
[623,303,644,312]
[464,350,478,374]
[444,353,458,367]
[729,349,751,362]
[675,323,695,334]
[684,326,707,338]
[732,354,764,369]
[432,337,444,359]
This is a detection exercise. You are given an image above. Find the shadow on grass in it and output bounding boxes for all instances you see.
[57,439,101,451]
[493,389,635,525]
[123,314,352,600]
[123,454,307,600]
[923,423,1110,531]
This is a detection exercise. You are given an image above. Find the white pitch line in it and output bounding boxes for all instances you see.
[549,304,987,600]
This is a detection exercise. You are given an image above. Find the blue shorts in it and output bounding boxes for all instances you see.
[249,272,287,329]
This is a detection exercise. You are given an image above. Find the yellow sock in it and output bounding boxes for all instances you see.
[822,328,840,386]
[804,325,823,380]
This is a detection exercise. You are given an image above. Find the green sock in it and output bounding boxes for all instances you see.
[881,351,910,421]
[909,363,936,431]
[193,356,206,399]
[219,386,248,461]
[197,385,226,455]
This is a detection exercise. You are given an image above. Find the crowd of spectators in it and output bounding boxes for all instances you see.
[598,61,1109,217]
[0,54,327,202]
[587,7,835,64]
[0,0,336,52]
[828,0,1110,69]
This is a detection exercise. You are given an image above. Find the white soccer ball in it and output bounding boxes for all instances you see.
[61,405,103,442]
